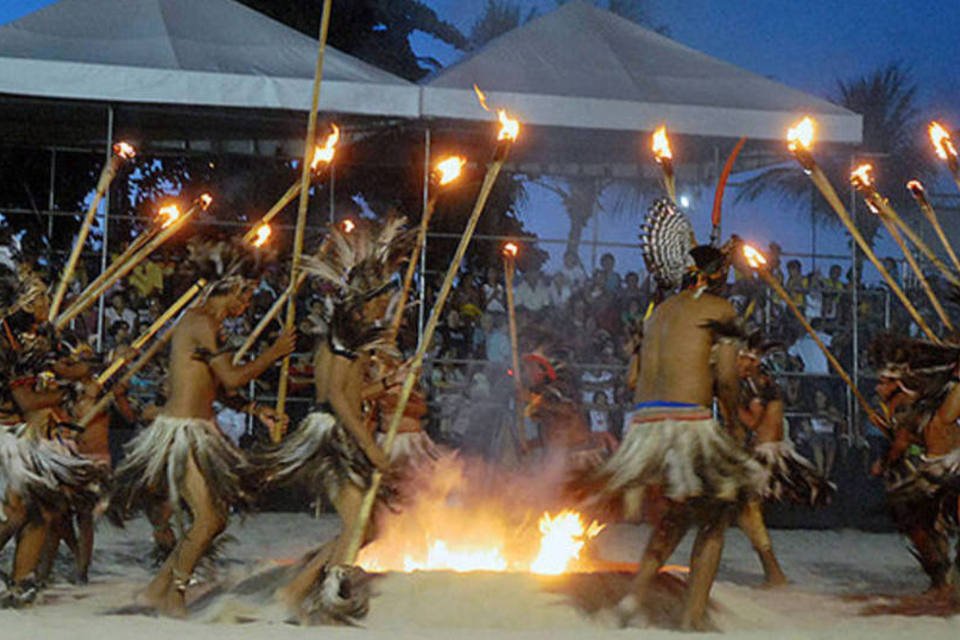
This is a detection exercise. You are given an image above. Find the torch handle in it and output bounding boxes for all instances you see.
[234,272,307,365]
[56,204,199,330]
[344,153,509,564]
[504,258,526,454]
[914,197,960,275]
[876,212,953,332]
[49,156,120,321]
[388,199,436,342]
[808,166,937,342]
[761,270,879,425]
[242,181,301,244]
[69,229,158,316]
[880,199,960,287]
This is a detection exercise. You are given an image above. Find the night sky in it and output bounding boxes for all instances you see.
[3,0,959,273]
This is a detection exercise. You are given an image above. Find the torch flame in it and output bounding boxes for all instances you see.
[652,125,672,162]
[851,163,874,188]
[157,205,181,229]
[743,244,768,270]
[198,193,213,210]
[473,83,491,112]
[311,124,340,170]
[907,179,926,197]
[787,116,816,152]
[252,223,271,248]
[530,510,605,575]
[503,242,519,258]
[113,141,136,160]
[435,156,466,186]
[341,219,356,234]
[929,121,957,161]
[497,109,520,142]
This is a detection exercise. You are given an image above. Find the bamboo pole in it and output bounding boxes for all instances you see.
[242,182,300,244]
[879,198,960,287]
[55,197,208,330]
[49,144,133,321]
[274,0,334,435]
[233,272,306,365]
[503,246,526,452]
[907,180,960,275]
[344,136,516,564]
[96,279,206,385]
[788,138,937,341]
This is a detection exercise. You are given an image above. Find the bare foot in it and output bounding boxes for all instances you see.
[761,573,789,588]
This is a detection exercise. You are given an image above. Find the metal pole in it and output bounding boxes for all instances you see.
[417,127,431,348]
[590,181,599,270]
[849,154,859,441]
[47,149,56,259]
[328,163,336,224]
[96,106,114,353]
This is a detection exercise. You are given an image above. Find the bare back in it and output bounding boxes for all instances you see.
[635,290,737,408]
[163,310,219,420]
[313,343,366,425]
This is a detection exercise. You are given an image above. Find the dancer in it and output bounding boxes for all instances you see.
[579,200,763,630]
[733,333,833,587]
[109,275,295,617]
[263,219,411,623]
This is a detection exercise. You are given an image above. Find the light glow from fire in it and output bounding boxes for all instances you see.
[743,244,768,270]
[252,223,271,248]
[113,141,136,160]
[473,83,491,112]
[473,83,520,142]
[929,121,957,161]
[530,510,605,575]
[341,218,356,234]
[652,125,672,162]
[851,163,874,189]
[311,124,340,170]
[435,156,466,186]
[157,205,181,229]
[787,116,815,152]
[502,242,519,258]
[198,193,213,210]
[907,179,927,200]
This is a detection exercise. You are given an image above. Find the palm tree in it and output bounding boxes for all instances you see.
[737,63,936,253]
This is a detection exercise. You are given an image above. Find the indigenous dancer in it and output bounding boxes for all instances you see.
[262,219,411,624]
[109,275,295,617]
[733,333,833,587]
[581,200,763,630]
[868,334,960,601]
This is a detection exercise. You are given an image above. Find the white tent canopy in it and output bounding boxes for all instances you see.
[423,1,861,143]
[0,0,420,118]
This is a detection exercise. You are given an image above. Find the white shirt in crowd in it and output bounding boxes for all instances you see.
[105,306,138,332]
[788,332,831,374]
[514,277,551,312]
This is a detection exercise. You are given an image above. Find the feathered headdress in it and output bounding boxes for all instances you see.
[185,237,265,303]
[301,218,414,357]
[868,332,960,405]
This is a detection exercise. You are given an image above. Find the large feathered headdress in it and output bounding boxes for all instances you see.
[868,332,959,405]
[301,218,414,356]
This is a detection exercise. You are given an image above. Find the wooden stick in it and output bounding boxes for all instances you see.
[233,272,307,365]
[794,154,937,341]
[69,229,159,315]
[96,279,206,385]
[274,0,334,436]
[503,253,526,452]
[241,182,301,244]
[387,197,437,341]
[55,200,205,330]
[344,142,514,564]
[49,152,125,321]
[879,198,960,287]
[907,180,960,277]
[757,268,880,425]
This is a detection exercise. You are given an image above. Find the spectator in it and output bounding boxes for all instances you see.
[561,251,588,288]
[784,259,809,315]
[514,271,550,314]
[589,390,612,435]
[821,264,845,322]
[599,252,622,293]
[105,292,138,334]
[623,271,643,301]
[806,389,842,479]
[483,313,511,364]
[788,319,830,375]
[548,272,572,307]
[481,267,506,313]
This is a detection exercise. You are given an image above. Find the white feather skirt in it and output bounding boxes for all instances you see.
[595,404,764,502]
[753,441,834,506]
[109,415,257,524]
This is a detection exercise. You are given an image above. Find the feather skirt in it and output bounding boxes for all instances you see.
[109,416,257,524]
[753,441,834,507]
[258,410,377,502]
[0,425,106,518]
[592,405,764,502]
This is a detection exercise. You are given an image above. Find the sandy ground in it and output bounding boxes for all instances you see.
[1,513,957,639]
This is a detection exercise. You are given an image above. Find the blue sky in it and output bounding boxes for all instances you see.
[3,0,958,275]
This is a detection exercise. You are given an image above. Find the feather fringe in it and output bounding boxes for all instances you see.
[753,441,835,507]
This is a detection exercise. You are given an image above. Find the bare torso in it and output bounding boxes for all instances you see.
[635,290,737,407]
[313,343,370,434]
[162,310,219,420]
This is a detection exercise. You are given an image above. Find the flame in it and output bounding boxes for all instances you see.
[473,83,491,112]
[252,223,271,248]
[530,511,605,575]
[497,109,520,142]
[743,244,768,270]
[907,179,926,197]
[356,457,607,575]
[112,141,136,160]
[929,121,957,160]
[787,116,815,152]
[435,156,466,186]
[652,125,672,162]
[341,219,355,234]
[851,163,874,188]
[311,124,340,170]
[198,193,213,210]
[157,205,181,229]
[503,242,519,258]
